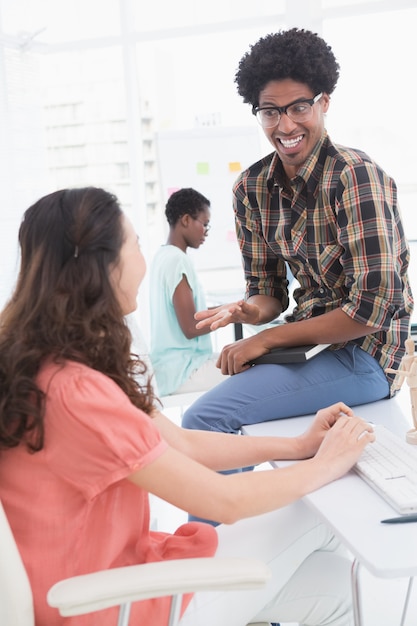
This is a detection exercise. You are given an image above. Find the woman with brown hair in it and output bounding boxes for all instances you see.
[0,186,372,626]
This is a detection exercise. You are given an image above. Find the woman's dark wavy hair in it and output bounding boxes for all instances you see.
[165,187,210,226]
[0,186,155,452]
[235,27,340,108]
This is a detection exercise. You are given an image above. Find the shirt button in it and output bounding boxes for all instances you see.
[319,288,325,294]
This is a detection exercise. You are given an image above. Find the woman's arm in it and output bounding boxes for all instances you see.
[152,402,355,470]
[129,408,373,524]
[172,276,210,339]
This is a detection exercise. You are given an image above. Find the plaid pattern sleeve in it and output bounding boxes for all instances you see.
[233,152,289,310]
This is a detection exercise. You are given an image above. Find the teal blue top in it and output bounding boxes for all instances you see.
[149,245,212,395]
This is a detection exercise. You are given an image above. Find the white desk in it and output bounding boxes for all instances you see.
[242,390,417,625]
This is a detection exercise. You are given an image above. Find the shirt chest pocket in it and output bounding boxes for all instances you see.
[312,243,346,289]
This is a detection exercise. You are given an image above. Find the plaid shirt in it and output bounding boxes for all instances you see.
[233,131,413,390]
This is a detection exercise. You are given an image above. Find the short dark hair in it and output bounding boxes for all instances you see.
[235,27,340,108]
[165,188,210,226]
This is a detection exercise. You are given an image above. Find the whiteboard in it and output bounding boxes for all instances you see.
[156,125,263,271]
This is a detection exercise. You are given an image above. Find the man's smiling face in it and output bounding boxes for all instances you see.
[258,78,329,179]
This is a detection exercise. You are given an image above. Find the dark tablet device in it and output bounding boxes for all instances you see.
[250,344,330,365]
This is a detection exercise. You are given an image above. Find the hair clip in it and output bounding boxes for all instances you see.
[74,245,79,259]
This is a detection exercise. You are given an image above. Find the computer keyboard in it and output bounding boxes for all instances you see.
[353,424,417,514]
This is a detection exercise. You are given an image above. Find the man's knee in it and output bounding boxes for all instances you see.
[182,407,205,429]
[182,404,235,433]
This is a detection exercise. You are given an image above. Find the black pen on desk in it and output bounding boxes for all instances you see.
[381,513,417,524]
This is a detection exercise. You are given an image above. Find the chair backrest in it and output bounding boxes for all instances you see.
[0,500,34,626]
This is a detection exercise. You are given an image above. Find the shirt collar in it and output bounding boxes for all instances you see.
[267,130,328,195]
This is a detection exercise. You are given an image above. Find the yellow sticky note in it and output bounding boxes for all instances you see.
[196,162,209,175]
[229,161,241,173]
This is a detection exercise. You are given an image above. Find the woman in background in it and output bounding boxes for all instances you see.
[150,187,228,396]
[0,186,374,626]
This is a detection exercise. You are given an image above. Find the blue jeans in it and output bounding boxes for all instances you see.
[182,344,390,525]
[182,344,389,432]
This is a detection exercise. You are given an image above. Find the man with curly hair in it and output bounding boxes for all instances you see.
[182,28,413,492]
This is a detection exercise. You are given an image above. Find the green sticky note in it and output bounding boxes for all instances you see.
[196,162,209,175]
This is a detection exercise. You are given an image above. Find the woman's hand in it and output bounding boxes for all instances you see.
[312,412,375,482]
[296,402,355,458]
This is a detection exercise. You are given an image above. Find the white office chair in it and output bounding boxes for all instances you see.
[0,499,271,626]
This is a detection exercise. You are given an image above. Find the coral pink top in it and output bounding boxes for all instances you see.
[0,361,217,625]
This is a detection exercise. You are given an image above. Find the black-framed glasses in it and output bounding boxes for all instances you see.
[194,218,211,233]
[252,92,323,128]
